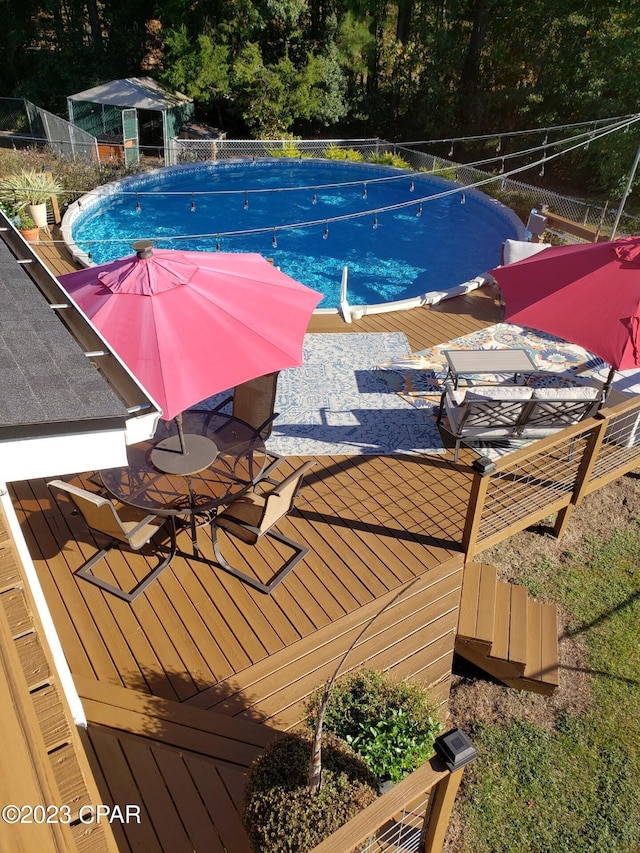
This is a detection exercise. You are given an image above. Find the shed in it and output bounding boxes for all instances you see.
[67,77,194,165]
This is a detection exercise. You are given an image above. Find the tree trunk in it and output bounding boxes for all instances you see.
[85,0,103,49]
[457,0,497,130]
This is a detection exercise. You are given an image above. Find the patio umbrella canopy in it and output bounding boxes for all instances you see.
[490,235,640,375]
[59,244,322,420]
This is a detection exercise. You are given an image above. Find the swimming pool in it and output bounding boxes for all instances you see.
[64,160,523,310]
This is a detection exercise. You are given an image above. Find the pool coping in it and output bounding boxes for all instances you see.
[61,158,526,319]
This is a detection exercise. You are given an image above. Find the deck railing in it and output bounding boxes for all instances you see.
[307,754,467,853]
[462,395,640,559]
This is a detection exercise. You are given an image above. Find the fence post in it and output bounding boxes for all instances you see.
[461,457,494,560]
[421,768,466,853]
[553,414,609,538]
[422,728,478,853]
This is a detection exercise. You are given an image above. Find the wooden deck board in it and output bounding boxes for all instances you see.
[8,274,508,848]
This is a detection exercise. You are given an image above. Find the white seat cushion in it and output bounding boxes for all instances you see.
[531,386,599,401]
[466,386,533,401]
[502,239,550,265]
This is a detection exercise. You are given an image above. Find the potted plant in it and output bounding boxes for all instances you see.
[16,212,40,243]
[242,731,378,853]
[0,168,62,228]
[305,668,443,790]
[242,669,443,852]
[0,200,20,226]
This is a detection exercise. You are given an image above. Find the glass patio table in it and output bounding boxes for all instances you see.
[100,409,267,558]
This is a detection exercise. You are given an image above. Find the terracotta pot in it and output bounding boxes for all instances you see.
[19,226,40,243]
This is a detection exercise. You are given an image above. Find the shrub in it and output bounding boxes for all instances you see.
[368,152,412,170]
[305,669,442,784]
[243,731,378,853]
[17,212,36,229]
[323,145,365,161]
[0,168,63,209]
[0,146,136,208]
[265,138,304,158]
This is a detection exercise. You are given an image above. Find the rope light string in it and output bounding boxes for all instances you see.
[401,113,639,147]
[28,114,639,207]
[36,115,640,251]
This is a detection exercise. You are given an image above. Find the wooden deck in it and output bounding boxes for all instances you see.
[9,234,505,851]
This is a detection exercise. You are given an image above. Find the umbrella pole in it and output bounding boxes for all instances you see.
[601,365,617,402]
[175,412,188,455]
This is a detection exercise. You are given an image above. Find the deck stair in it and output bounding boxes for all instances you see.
[455,562,559,695]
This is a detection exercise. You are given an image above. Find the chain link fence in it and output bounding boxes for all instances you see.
[170,136,387,164]
[0,97,98,161]
[394,144,640,239]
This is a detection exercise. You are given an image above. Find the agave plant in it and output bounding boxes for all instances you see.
[0,168,62,209]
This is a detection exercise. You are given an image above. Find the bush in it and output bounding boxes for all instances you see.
[368,152,412,170]
[305,669,442,784]
[323,145,365,161]
[0,146,135,208]
[243,731,378,853]
[265,138,304,158]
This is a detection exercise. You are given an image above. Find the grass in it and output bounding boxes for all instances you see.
[460,523,640,853]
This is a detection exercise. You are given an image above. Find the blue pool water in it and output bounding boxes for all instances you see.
[69,160,522,308]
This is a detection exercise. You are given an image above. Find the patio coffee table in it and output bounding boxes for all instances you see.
[444,348,537,388]
[101,409,267,558]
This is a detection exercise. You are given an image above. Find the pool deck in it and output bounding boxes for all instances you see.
[7,234,507,852]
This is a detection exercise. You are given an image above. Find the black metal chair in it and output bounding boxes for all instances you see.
[48,480,177,603]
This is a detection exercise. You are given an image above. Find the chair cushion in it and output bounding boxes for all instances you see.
[465,386,533,401]
[502,239,550,265]
[531,386,599,401]
[215,492,266,544]
[121,518,166,550]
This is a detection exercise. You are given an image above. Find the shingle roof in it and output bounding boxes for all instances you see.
[0,239,129,436]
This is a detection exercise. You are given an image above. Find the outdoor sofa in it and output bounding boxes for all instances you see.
[437,380,601,461]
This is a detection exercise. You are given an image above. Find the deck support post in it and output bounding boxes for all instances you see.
[421,766,465,853]
[462,460,492,560]
[553,413,609,539]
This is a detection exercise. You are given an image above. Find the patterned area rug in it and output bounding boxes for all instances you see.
[262,333,446,457]
[375,323,606,460]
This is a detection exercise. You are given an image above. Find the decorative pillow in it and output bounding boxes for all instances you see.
[502,239,550,265]
[531,386,599,401]
[466,386,533,401]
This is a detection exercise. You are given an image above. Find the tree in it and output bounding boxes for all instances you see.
[160,26,231,116]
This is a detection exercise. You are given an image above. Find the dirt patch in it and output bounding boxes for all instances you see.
[442,472,640,852]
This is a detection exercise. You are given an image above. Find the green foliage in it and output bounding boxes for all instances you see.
[242,731,378,853]
[306,669,442,784]
[345,706,442,783]
[17,212,35,229]
[0,168,62,209]
[368,152,413,170]
[265,137,304,157]
[160,27,230,111]
[323,145,365,161]
[0,147,133,209]
[0,199,18,220]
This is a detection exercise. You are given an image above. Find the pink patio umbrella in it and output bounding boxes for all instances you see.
[490,235,640,391]
[59,242,322,428]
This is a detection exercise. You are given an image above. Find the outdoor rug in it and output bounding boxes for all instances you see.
[261,333,446,457]
[375,323,606,460]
